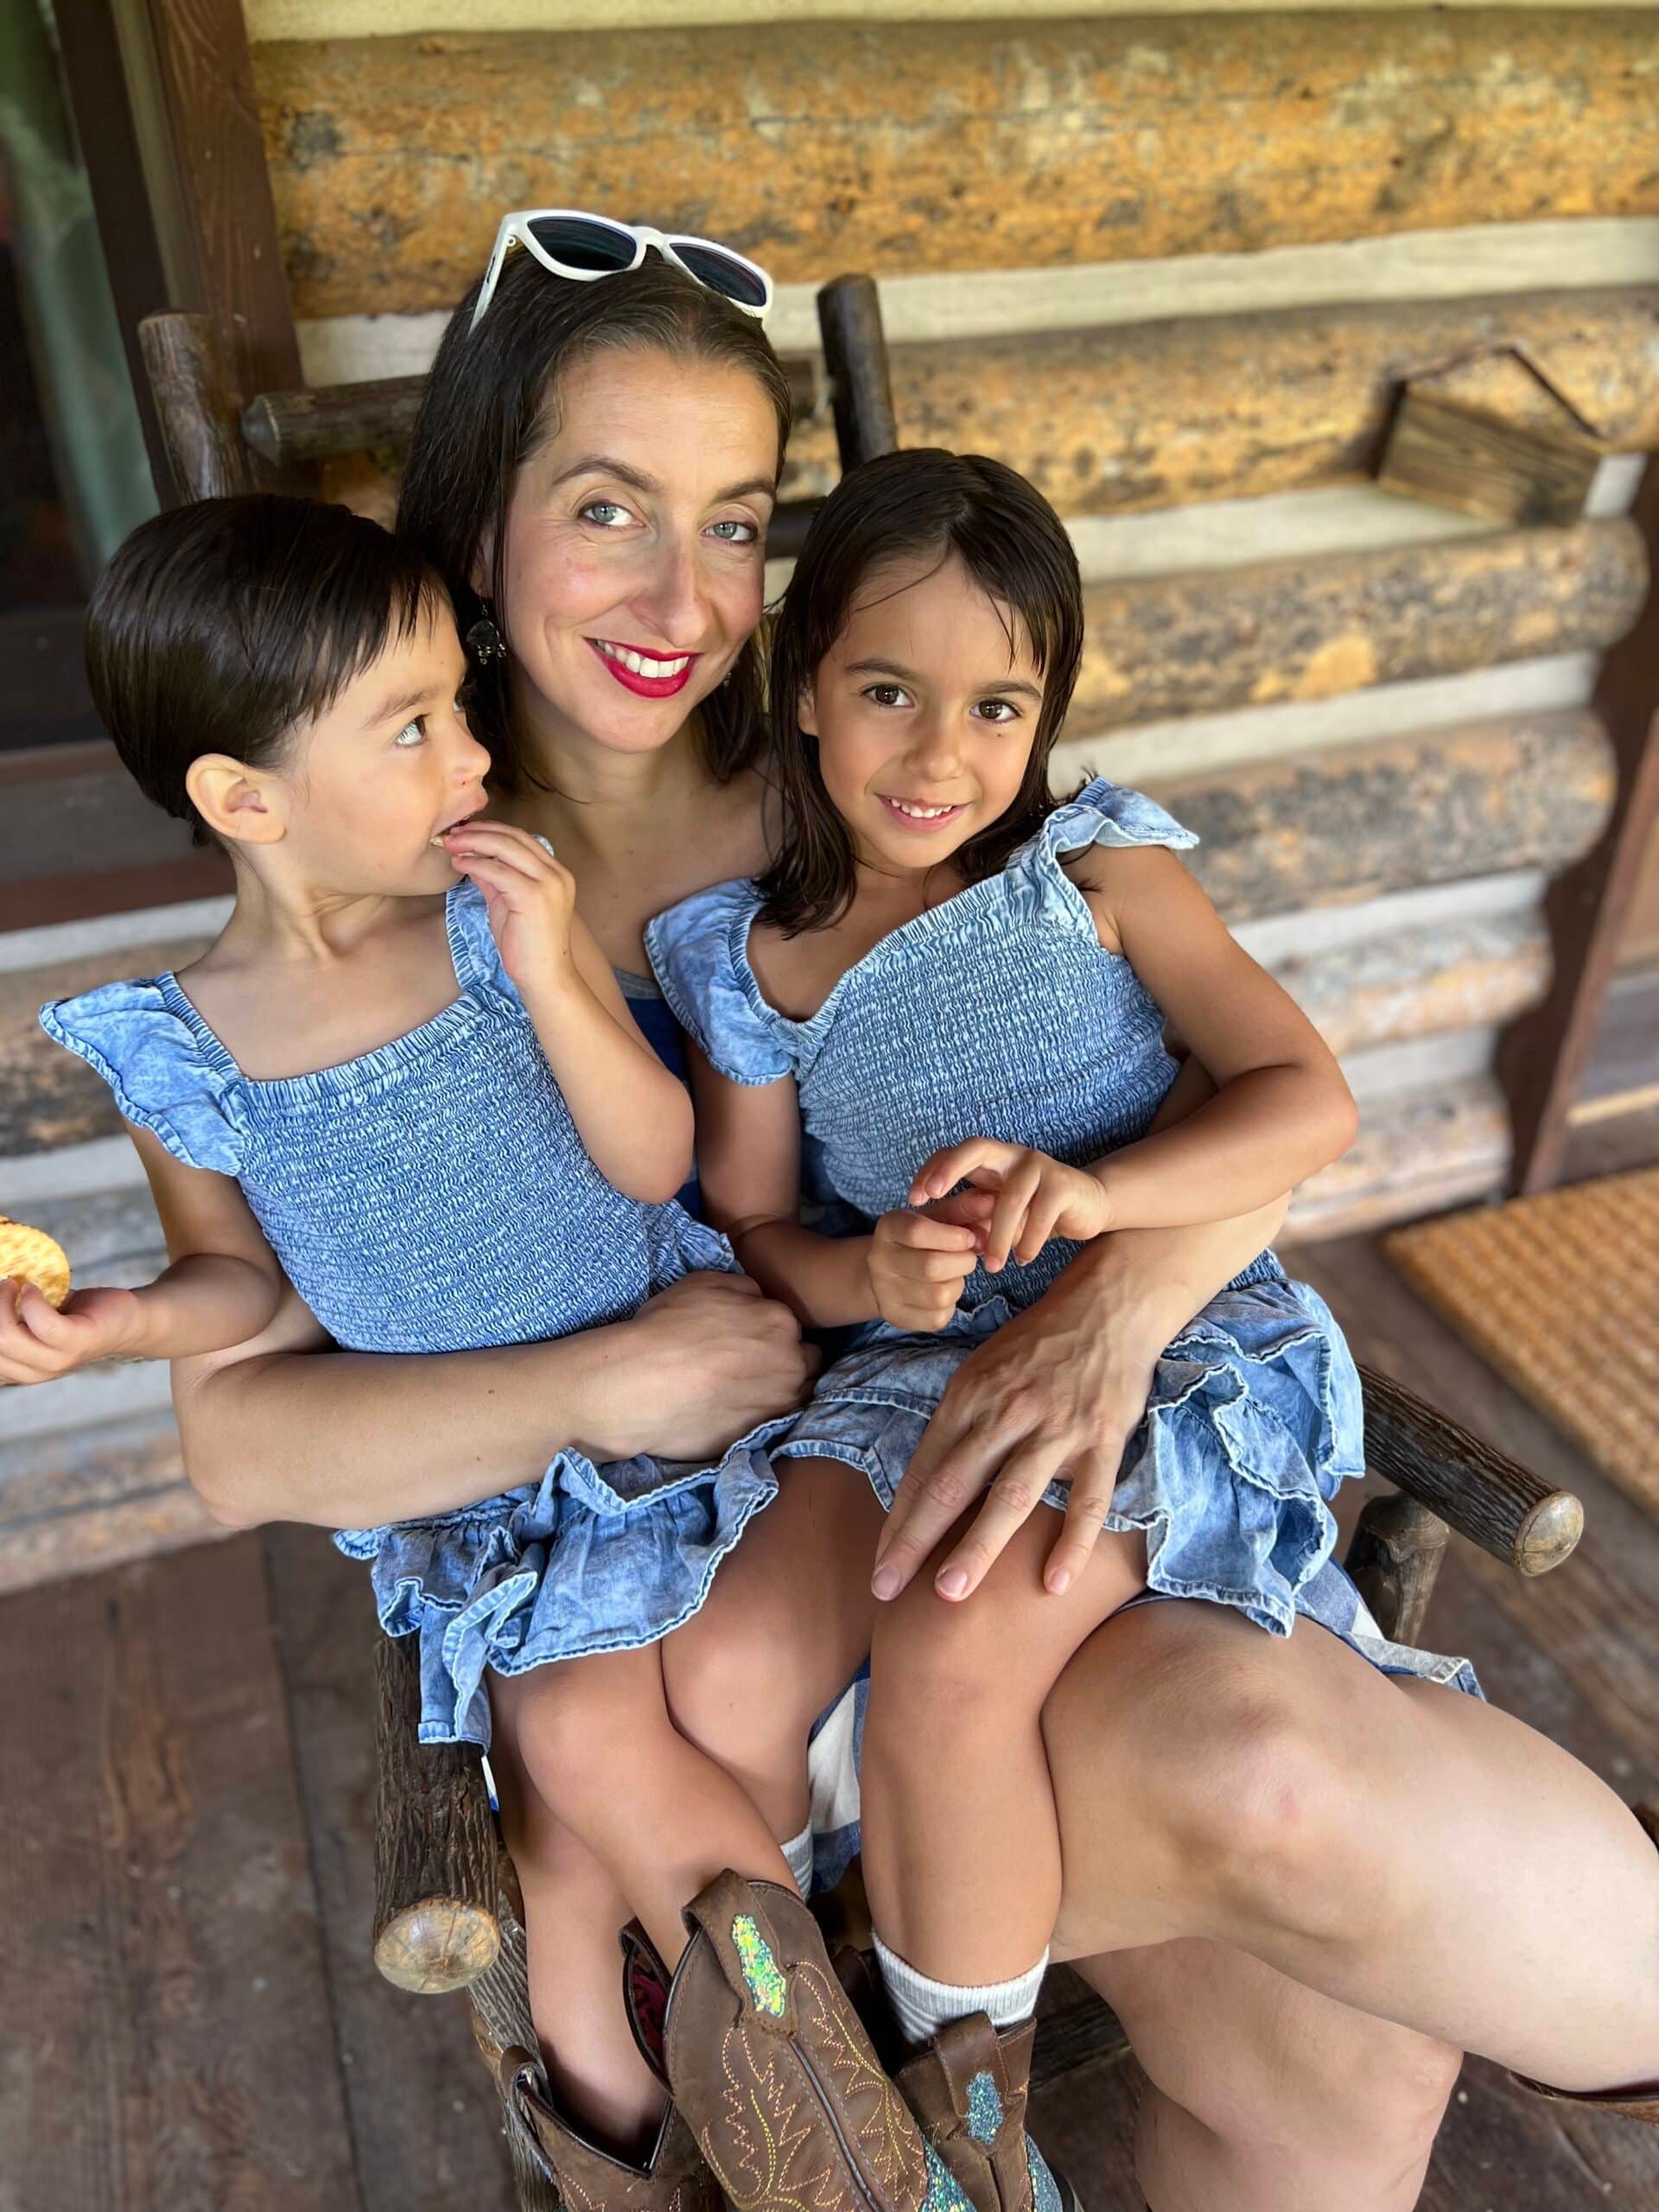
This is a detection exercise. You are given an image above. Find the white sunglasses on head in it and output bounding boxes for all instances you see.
[469,209,774,334]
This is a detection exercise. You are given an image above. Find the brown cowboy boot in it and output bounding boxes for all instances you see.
[1510,1803,1659,2124]
[895,2010,1081,2212]
[652,1870,956,2212]
[499,2045,725,2212]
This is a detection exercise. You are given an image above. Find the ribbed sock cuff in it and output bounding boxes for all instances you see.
[779,1821,815,1897]
[872,1930,1049,2047]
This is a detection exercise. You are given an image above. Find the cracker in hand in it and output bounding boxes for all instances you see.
[0,1216,72,1310]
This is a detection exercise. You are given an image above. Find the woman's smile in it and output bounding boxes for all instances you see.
[587,637,700,697]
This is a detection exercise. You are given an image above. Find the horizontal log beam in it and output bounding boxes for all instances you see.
[1068,520,1646,734]
[1268,912,1548,1057]
[1286,1074,1509,1242]
[784,289,1659,518]
[252,14,1659,319]
[1136,709,1617,919]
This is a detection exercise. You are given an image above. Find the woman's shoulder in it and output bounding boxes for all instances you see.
[39,971,246,1174]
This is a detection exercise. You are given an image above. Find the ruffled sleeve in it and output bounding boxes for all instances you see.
[442,878,524,1012]
[645,880,795,1086]
[39,979,246,1174]
[1008,777,1198,932]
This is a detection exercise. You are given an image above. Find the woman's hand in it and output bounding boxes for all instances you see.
[909,1140,1111,1274]
[871,1237,1157,1603]
[866,1206,982,1332]
[442,821,578,999]
[868,1196,1288,1606]
[596,1272,820,1459]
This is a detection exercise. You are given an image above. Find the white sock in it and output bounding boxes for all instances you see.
[873,1930,1049,2048]
[780,1821,815,1897]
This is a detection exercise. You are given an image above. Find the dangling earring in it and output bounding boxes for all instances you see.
[467,605,505,665]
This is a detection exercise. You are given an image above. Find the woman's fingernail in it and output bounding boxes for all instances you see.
[937,1566,968,1599]
[872,1565,901,1600]
[1048,1568,1071,1595]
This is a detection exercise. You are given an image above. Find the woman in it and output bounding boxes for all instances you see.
[171,233,1657,2212]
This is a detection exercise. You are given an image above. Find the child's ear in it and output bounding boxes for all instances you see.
[796,683,819,738]
[186,755,289,848]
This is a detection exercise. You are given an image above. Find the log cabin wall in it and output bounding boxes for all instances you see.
[245,0,1659,1236]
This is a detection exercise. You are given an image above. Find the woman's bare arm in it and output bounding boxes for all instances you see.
[173,1268,817,1530]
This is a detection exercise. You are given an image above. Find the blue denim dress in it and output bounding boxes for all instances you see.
[41,881,791,1746]
[651,779,1480,1695]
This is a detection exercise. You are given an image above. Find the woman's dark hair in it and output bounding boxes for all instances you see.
[84,493,438,846]
[397,249,795,793]
[757,448,1084,933]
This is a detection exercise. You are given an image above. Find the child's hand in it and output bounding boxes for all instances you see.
[908,1141,1111,1274]
[0,1278,144,1384]
[442,822,579,999]
[866,1207,982,1332]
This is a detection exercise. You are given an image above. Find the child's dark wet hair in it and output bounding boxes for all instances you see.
[85,493,442,846]
[757,448,1084,933]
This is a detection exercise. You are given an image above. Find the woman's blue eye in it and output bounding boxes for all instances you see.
[708,518,759,544]
[581,499,632,528]
[393,718,426,747]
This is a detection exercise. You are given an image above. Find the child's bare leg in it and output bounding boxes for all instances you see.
[663,1455,885,1861]
[861,1511,1147,2018]
[487,1716,665,2152]
[492,1642,791,1973]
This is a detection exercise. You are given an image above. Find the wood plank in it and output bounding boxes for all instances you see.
[1268,911,1548,1057]
[1501,458,1659,1190]
[261,1523,515,2209]
[1148,709,1615,919]
[252,15,1659,319]
[1070,520,1647,736]
[0,1536,360,2209]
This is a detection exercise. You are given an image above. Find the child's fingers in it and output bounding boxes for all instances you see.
[879,1211,981,1255]
[1040,1450,1120,1595]
[1013,1185,1070,1266]
[983,1156,1043,1273]
[908,1137,1020,1205]
[925,1191,995,1234]
[443,823,567,880]
[894,1249,980,1286]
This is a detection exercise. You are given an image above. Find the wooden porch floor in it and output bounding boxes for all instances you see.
[3,1232,1656,2211]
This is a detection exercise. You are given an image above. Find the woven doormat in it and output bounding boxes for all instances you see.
[1384,1166,1659,1514]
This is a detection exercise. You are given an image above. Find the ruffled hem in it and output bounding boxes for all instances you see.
[335,1411,796,1746]
[777,1276,1363,1640]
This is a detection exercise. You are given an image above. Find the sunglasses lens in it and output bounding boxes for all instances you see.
[673,241,769,309]
[525,215,638,274]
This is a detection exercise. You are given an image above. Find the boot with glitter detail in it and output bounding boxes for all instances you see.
[1511,1803,1659,2125]
[895,2010,1082,2212]
[498,2045,725,2212]
[635,1870,969,2212]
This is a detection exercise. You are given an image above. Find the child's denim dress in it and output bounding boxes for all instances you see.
[650,778,1479,1697]
[41,880,793,1747]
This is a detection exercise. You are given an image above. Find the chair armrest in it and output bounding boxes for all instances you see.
[1358,1364,1583,1576]
[372,1630,502,1993]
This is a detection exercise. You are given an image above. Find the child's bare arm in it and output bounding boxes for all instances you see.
[447,823,693,1203]
[692,1050,979,1331]
[0,1125,282,1383]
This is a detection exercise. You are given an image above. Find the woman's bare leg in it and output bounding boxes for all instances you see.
[1077,1938,1459,2212]
[861,1511,1147,1982]
[1042,1599,1659,2094]
[488,1717,666,2152]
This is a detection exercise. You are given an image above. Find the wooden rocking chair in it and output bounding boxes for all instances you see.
[137,276,1587,2211]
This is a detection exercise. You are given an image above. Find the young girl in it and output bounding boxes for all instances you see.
[7,492,886,2194]
[647,446,1408,2181]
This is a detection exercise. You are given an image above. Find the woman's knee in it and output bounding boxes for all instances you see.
[1045,1617,1370,1939]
